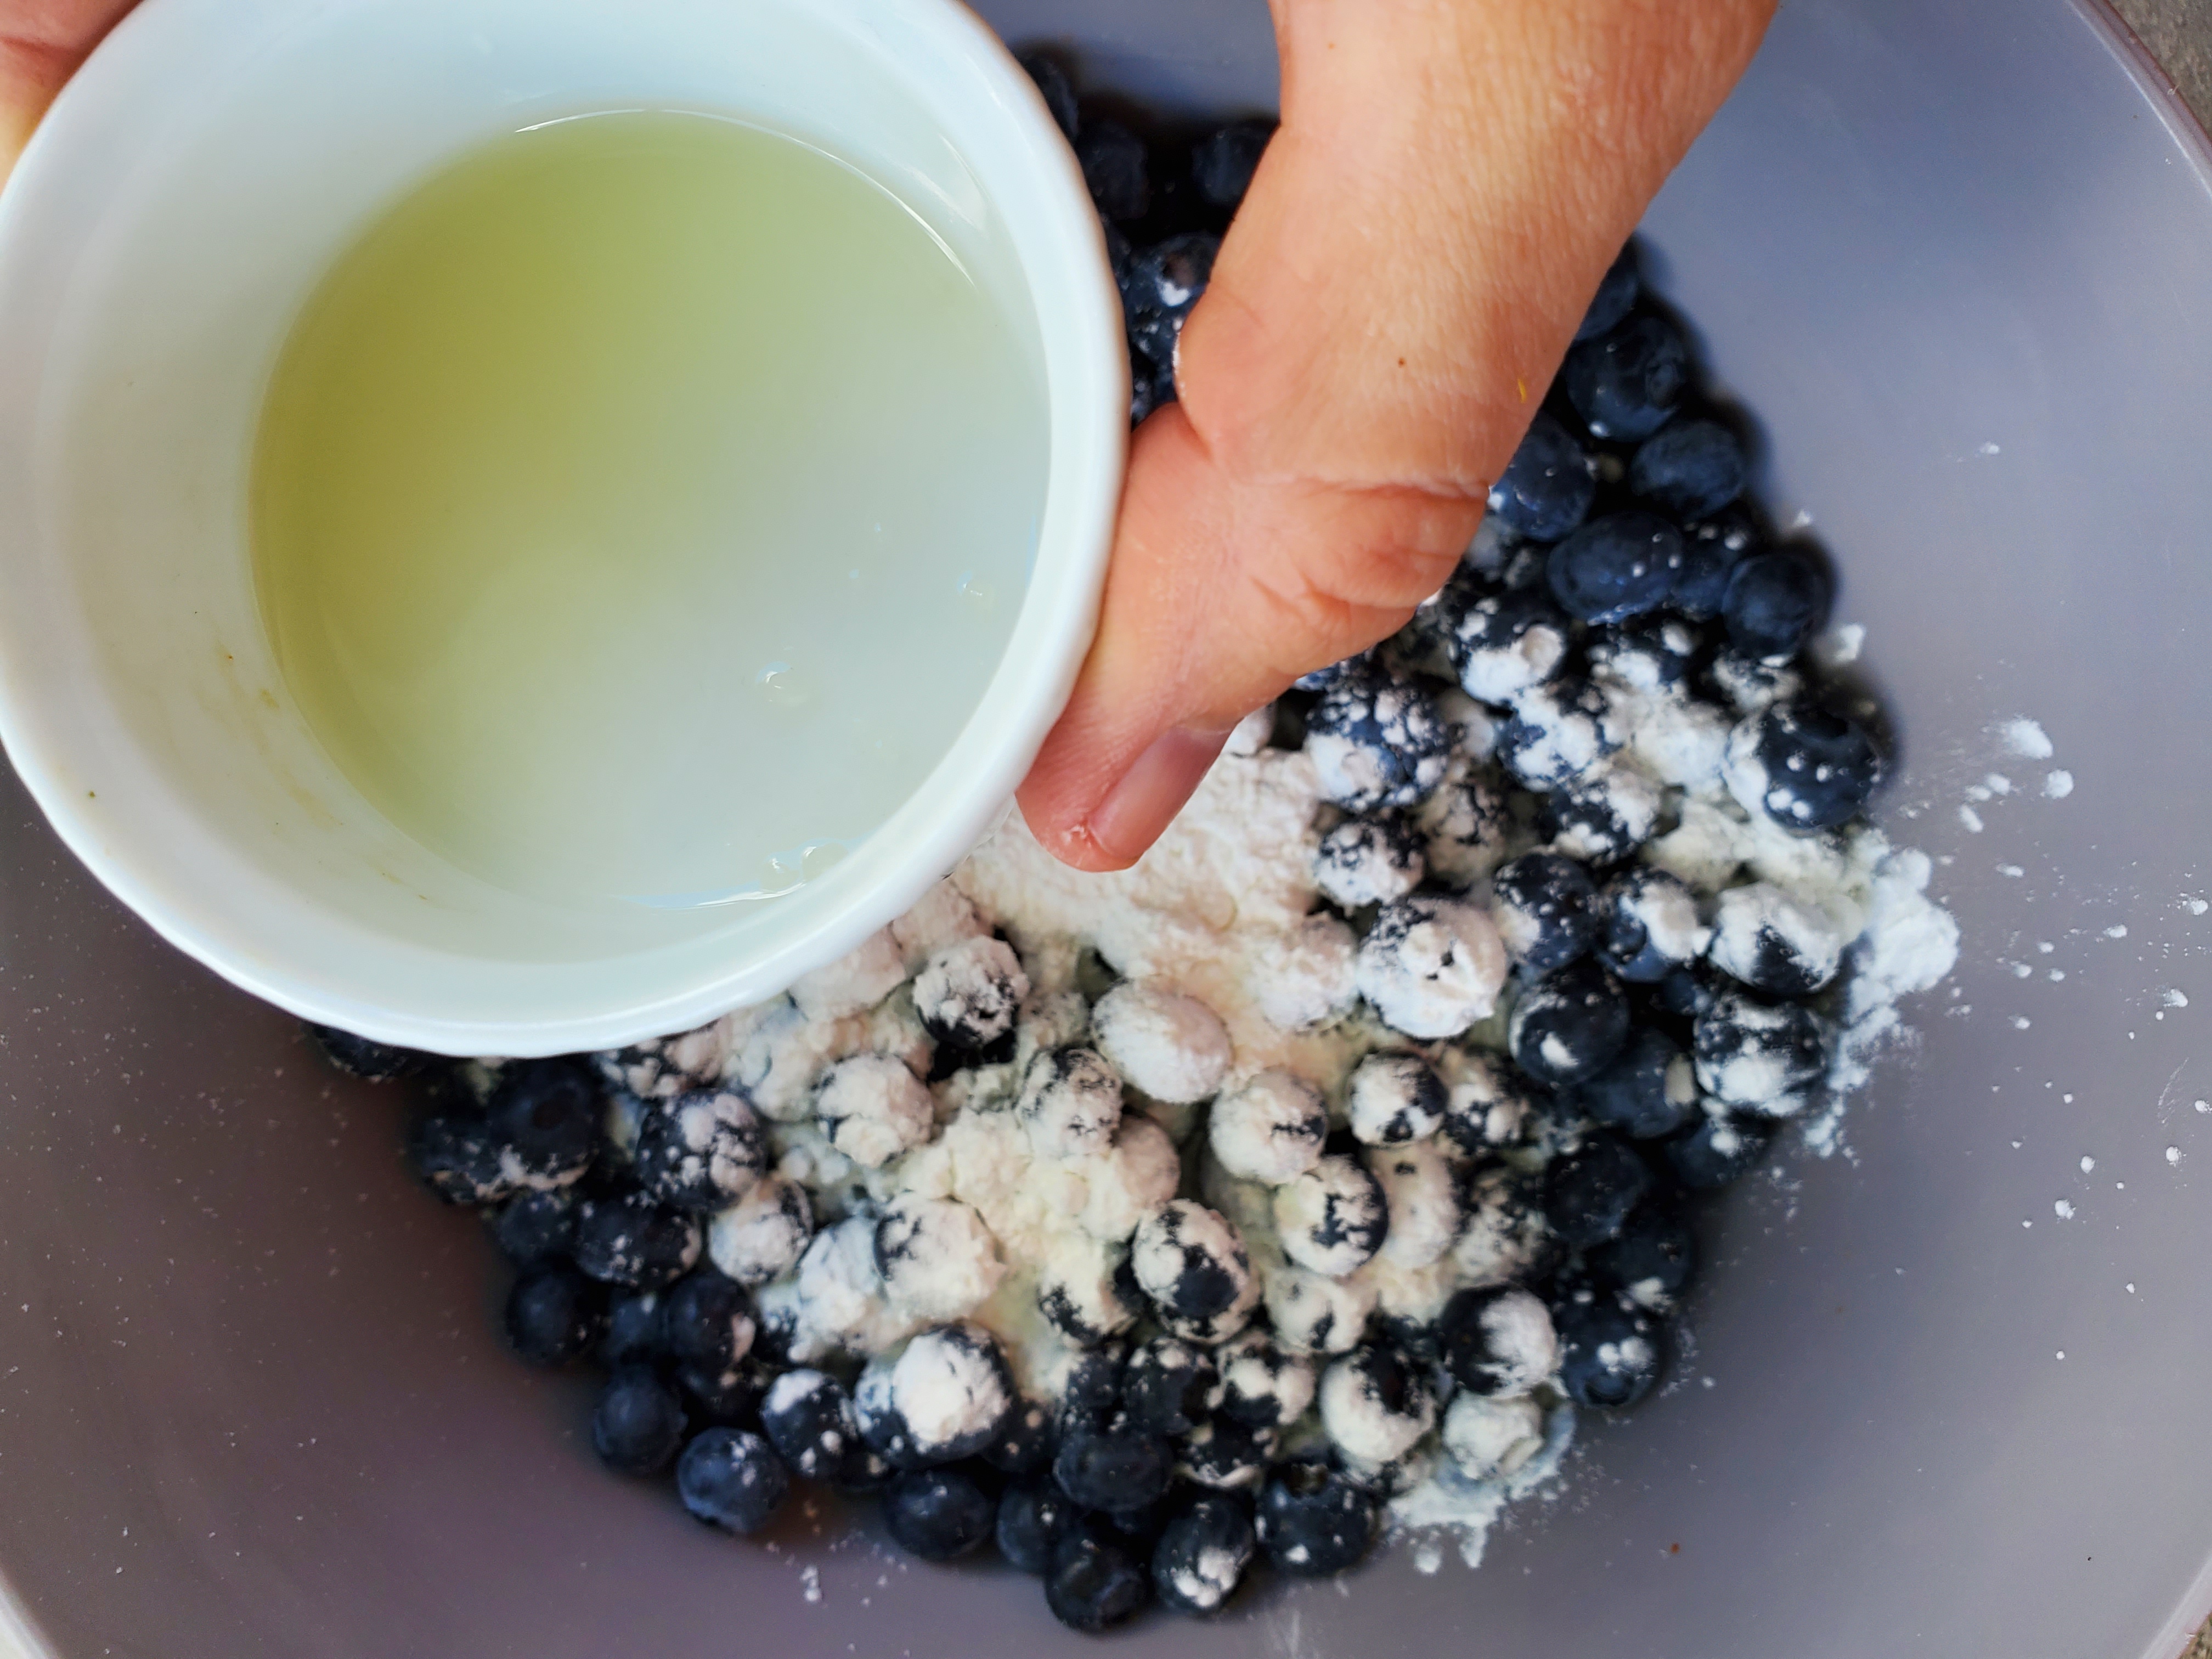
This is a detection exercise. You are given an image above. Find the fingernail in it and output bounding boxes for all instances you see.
[1085,727,1232,867]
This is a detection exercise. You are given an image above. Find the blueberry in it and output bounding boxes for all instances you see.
[1565,313,1690,442]
[1054,1423,1172,1514]
[912,936,1029,1053]
[1173,1417,1278,1492]
[503,1263,603,1367]
[1508,958,1632,1087]
[1312,814,1426,910]
[1673,507,1761,620]
[484,1059,600,1188]
[1056,1342,1130,1436]
[1017,50,1079,143]
[306,1024,427,1081]
[1544,1128,1656,1250]
[677,1428,790,1534]
[659,1271,755,1374]
[572,1192,702,1289]
[1708,881,1844,996]
[1304,671,1450,811]
[1547,511,1684,625]
[1588,1206,1699,1312]
[1629,419,1747,520]
[1215,1329,1316,1429]
[1722,550,1831,661]
[600,1289,665,1367]
[1077,119,1150,222]
[1046,1520,1153,1633]
[1574,1027,1700,1141]
[1575,241,1641,342]
[1120,1337,1221,1438]
[1553,1290,1666,1408]
[1344,1051,1447,1146]
[1153,1494,1256,1616]
[1692,988,1828,1111]
[1272,1154,1390,1278]
[1495,679,1624,792]
[1488,412,1595,541]
[1664,1110,1773,1189]
[592,1367,686,1476]
[404,1113,515,1206]
[1293,653,1373,694]
[1128,305,1184,373]
[1489,852,1600,973]
[1437,1050,1537,1161]
[882,1323,1020,1463]
[981,1398,1055,1477]
[1444,579,1573,703]
[675,1356,774,1427]
[1597,867,1712,983]
[1647,962,1721,1020]
[998,1480,1082,1574]
[1586,612,1704,693]
[1126,232,1219,318]
[883,1466,996,1561]
[490,1188,578,1265]
[631,1089,766,1214]
[1436,1285,1559,1398]
[1317,1341,1437,1469]
[1416,770,1514,886]
[1255,1459,1378,1577]
[1542,763,1664,867]
[1192,119,1273,208]
[761,1369,857,1482]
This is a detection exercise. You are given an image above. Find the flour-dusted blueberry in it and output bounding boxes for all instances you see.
[1318,1341,1436,1468]
[1709,882,1845,995]
[1588,612,1704,694]
[1153,1494,1256,1616]
[674,1350,776,1426]
[1565,312,1690,442]
[659,1269,757,1376]
[1666,1107,1773,1189]
[1175,1416,1279,1491]
[1130,358,1167,426]
[1649,962,1722,1020]
[632,1088,766,1214]
[1192,119,1273,208]
[1437,1285,1560,1398]
[1544,1127,1656,1250]
[1673,506,1760,620]
[1047,1520,1153,1633]
[1293,652,1373,694]
[1693,988,1828,1111]
[1575,1026,1701,1141]
[1456,1170,1558,1290]
[591,1023,724,1103]
[1436,1049,1537,1161]
[676,1428,789,1536]
[1018,49,1079,142]
[853,1355,926,1471]
[1120,1336,1223,1437]
[1207,1070,1328,1186]
[912,936,1030,1054]
[307,1024,428,1082]
[1488,411,1596,541]
[1489,851,1600,973]
[1313,814,1426,909]
[1263,1263,1378,1356]
[1576,240,1641,342]
[812,1052,935,1170]
[1126,1201,1253,1342]
[759,1368,855,1481]
[1589,1206,1699,1312]
[1364,1139,1463,1269]
[573,1192,703,1289]
[1079,1114,1184,1242]
[1706,647,1807,717]
[504,1262,603,1367]
[1547,511,1685,624]
[1214,1328,1318,1429]
[1056,1340,1131,1437]
[492,1188,578,1265]
[998,1480,1082,1574]
[875,1194,1006,1322]
[1630,418,1747,520]
[600,1289,665,1368]
[1305,671,1451,811]
[1017,1045,1127,1161]
[1553,1288,1666,1408]
[1092,982,1232,1105]
[1416,769,1515,885]
[1273,1155,1390,1277]
[1256,1458,1378,1577]
[482,1058,601,1190]
[1543,761,1666,866]
[884,1465,997,1561]
[1127,230,1220,318]
[1355,894,1509,1040]
[1344,1051,1446,1147]
[1445,580,1572,703]
[1442,1391,1548,1482]
[592,1366,687,1476]
[1598,866,1713,983]
[887,1322,1019,1464]
[1722,548,1830,662]
[983,1398,1054,1477]
[1054,1421,1173,1513]
[706,1174,812,1288]
[1496,678,1626,792]
[1077,118,1150,222]
[1509,958,1633,1087]
[1036,1232,1141,1348]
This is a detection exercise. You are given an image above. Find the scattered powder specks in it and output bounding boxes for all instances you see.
[2044,770,2074,799]
[2055,1199,2076,1220]
[2105,925,2130,940]
[1958,806,1985,833]
[1997,865,2025,879]
[1999,718,2055,759]
[1813,624,1865,667]
[802,1566,822,1605]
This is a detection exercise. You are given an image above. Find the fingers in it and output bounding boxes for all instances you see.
[1017,0,1775,872]
[1,0,139,174]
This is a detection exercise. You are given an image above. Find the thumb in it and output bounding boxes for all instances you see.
[1,1,139,176]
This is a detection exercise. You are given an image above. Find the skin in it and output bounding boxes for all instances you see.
[1,0,1774,871]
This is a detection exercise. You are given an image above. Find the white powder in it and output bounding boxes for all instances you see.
[1390,1403,1577,1571]
[1999,718,2055,759]
[2044,770,2074,799]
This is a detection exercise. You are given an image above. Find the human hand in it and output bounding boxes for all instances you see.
[0,0,134,178]
[1014,0,1775,872]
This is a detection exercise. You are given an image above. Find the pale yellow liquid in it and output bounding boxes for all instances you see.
[253,111,1046,908]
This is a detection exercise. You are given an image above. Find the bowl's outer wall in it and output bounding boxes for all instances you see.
[5,1,2212,1656]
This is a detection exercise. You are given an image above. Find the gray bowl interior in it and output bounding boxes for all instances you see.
[7,1,2212,1656]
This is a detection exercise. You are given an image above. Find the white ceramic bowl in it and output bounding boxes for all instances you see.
[0,0,1125,1058]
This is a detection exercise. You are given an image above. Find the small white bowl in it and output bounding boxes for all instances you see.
[0,0,1126,1057]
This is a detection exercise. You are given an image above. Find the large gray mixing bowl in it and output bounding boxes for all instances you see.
[5,0,2212,1655]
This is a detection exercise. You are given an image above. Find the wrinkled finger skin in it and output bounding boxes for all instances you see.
[1017,0,1776,872]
